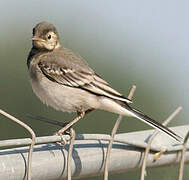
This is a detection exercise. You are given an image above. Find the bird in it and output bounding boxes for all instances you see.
[27,21,181,142]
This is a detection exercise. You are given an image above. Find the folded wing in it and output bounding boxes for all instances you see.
[38,50,132,103]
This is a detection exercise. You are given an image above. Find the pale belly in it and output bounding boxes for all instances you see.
[30,74,100,112]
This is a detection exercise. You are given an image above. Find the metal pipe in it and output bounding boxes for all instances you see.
[0,126,188,151]
[0,126,188,179]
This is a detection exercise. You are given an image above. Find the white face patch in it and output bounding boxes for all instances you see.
[43,31,58,50]
[33,31,59,50]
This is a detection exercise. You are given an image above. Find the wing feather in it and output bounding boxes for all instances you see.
[38,50,132,103]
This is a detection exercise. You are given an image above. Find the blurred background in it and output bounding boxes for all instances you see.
[0,0,188,179]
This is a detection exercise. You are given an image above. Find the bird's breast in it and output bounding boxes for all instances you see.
[29,66,100,112]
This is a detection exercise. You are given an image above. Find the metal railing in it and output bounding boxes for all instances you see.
[0,125,188,180]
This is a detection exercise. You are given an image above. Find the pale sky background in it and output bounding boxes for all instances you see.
[0,1,188,179]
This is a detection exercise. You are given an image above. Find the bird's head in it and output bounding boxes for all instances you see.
[32,22,61,51]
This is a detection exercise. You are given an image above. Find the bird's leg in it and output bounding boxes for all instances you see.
[58,111,85,135]
[58,108,94,134]
[56,113,84,146]
[56,108,94,145]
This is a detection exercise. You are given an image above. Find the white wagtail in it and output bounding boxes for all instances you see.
[27,22,181,141]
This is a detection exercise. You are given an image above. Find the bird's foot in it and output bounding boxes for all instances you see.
[54,122,71,146]
[55,131,67,146]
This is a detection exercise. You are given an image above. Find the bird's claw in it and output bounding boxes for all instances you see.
[54,131,67,147]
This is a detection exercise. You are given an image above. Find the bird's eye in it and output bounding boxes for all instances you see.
[47,34,51,40]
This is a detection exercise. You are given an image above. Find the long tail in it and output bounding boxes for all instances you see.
[99,97,182,142]
[128,106,182,142]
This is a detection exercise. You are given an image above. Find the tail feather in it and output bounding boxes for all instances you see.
[99,97,182,142]
[130,108,182,142]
